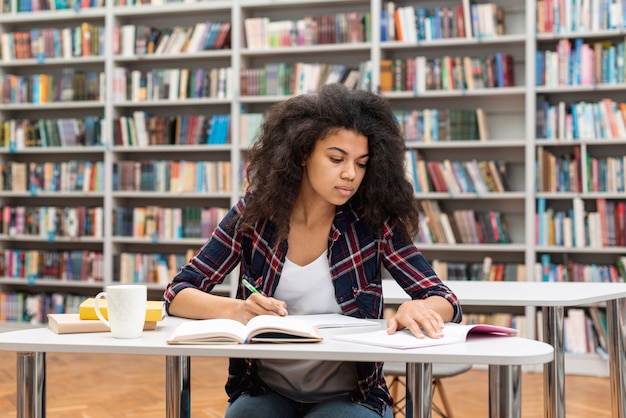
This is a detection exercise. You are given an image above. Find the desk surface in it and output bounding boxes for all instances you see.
[383,279,626,306]
[0,316,553,366]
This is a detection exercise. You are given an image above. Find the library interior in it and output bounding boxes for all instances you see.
[0,0,625,417]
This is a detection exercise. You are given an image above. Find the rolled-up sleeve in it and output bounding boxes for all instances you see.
[163,199,245,313]
[381,222,462,323]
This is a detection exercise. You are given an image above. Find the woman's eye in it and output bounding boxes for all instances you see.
[330,157,342,163]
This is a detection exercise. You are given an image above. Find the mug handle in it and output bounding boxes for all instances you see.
[93,292,110,329]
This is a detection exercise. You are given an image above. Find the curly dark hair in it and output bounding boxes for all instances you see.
[240,83,420,244]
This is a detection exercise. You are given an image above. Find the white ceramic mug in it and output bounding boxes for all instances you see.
[93,285,147,339]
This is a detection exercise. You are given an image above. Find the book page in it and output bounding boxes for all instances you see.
[246,315,322,342]
[332,323,518,349]
[167,318,249,344]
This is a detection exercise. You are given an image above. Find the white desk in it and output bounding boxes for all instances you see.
[0,316,552,418]
[383,280,626,418]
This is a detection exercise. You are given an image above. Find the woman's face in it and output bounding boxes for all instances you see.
[301,128,369,206]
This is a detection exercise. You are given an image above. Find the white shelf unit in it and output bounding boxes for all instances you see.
[0,0,623,377]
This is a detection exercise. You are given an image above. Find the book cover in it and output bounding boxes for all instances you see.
[48,313,157,334]
[167,315,323,344]
[79,298,165,322]
[332,323,518,349]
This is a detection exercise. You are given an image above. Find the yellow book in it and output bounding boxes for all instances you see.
[79,298,165,322]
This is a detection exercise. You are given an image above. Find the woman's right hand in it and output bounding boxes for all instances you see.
[239,293,288,323]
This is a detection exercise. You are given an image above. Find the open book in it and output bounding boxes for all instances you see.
[332,323,518,349]
[167,315,323,344]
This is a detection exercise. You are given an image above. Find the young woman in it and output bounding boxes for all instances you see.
[164,83,462,418]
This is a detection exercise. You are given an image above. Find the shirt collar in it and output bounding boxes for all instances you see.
[331,204,360,240]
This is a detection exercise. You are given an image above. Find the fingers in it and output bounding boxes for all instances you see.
[388,300,445,339]
[390,315,443,339]
[244,293,288,318]
[419,315,444,338]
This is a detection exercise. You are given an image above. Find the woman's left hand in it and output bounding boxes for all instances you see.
[386,298,445,339]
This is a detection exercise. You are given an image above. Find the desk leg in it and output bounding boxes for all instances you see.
[542,306,565,418]
[166,355,190,418]
[488,365,521,418]
[16,351,45,418]
[405,362,432,418]
[606,298,626,418]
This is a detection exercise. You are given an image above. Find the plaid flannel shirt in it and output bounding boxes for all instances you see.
[164,197,462,417]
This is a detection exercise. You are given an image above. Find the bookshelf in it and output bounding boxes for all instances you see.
[532,1,626,374]
[0,0,624,377]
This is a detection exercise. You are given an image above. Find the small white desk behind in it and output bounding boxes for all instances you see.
[383,280,626,418]
[0,316,553,418]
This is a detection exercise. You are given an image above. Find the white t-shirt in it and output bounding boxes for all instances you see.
[257,250,358,402]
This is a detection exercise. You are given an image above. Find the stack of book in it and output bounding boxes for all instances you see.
[47,297,165,334]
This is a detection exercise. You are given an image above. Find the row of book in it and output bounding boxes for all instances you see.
[431,257,526,282]
[384,1,505,42]
[1,70,102,104]
[1,57,511,105]
[537,145,625,193]
[1,160,104,193]
[113,160,231,193]
[428,253,626,283]
[389,53,515,95]
[1,117,103,149]
[244,12,370,49]
[115,21,231,56]
[405,153,512,195]
[0,23,104,62]
[536,145,582,193]
[0,250,104,282]
[538,254,626,283]
[417,200,511,245]
[1,108,481,149]
[113,251,193,286]
[0,113,250,149]
[0,292,83,324]
[430,254,625,283]
[115,113,229,147]
[0,115,239,149]
[536,198,626,248]
[112,66,231,102]
[0,206,103,238]
[395,108,488,142]
[241,62,368,96]
[536,97,626,141]
[112,206,227,239]
[537,38,626,87]
[537,0,626,34]
[561,306,610,357]
[586,155,626,193]
[3,0,102,13]
[380,55,510,93]
[248,58,518,96]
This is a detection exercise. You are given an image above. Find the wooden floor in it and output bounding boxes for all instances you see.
[0,352,612,418]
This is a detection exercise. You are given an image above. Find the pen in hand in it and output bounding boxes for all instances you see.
[241,278,287,316]
[242,278,261,295]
